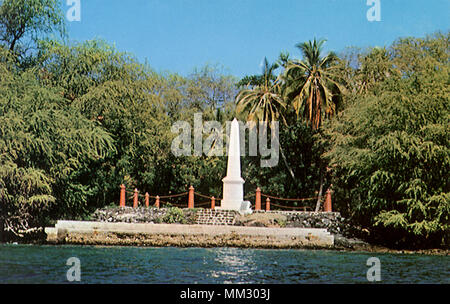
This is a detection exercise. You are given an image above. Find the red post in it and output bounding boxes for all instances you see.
[255,187,261,211]
[188,186,194,209]
[211,197,215,210]
[120,184,126,207]
[133,188,139,208]
[155,196,160,208]
[265,197,270,211]
[324,189,333,212]
[145,193,149,207]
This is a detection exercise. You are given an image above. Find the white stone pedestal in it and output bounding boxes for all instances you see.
[221,176,245,210]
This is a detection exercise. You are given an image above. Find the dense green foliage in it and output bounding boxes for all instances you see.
[283,39,344,130]
[0,37,238,239]
[0,0,447,248]
[0,48,114,237]
[323,33,449,248]
[162,207,187,224]
[0,0,65,59]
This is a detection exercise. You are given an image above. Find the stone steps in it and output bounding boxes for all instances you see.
[195,209,238,225]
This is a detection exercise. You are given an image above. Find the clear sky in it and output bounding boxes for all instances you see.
[65,0,449,78]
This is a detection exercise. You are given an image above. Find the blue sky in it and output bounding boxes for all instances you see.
[65,0,449,78]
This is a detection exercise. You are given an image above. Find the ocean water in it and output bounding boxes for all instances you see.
[0,244,448,284]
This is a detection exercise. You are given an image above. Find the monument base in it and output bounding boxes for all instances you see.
[218,200,253,215]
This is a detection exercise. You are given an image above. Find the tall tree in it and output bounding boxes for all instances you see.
[236,58,296,179]
[323,33,450,248]
[186,64,238,111]
[236,57,286,123]
[37,39,143,102]
[284,38,343,130]
[0,0,65,55]
[282,39,344,210]
[0,62,115,238]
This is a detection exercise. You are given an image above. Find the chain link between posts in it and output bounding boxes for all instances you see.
[122,186,325,211]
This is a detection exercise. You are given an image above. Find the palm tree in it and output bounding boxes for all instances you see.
[236,58,296,179]
[283,39,344,210]
[283,38,343,130]
[236,57,286,124]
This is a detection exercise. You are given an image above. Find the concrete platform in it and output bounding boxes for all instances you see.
[45,220,334,248]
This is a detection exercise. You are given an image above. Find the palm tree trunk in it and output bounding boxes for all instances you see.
[315,89,321,129]
[0,218,4,242]
[279,145,295,180]
[315,169,324,212]
[262,125,296,181]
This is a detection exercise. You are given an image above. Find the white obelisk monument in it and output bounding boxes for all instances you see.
[220,118,252,214]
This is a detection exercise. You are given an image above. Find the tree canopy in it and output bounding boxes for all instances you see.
[323,33,449,248]
[0,0,65,56]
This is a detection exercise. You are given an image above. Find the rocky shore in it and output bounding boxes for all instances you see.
[62,232,331,249]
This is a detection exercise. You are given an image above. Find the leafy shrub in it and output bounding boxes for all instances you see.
[162,207,186,224]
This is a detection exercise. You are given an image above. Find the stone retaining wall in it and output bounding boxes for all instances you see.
[252,211,348,235]
[91,207,351,235]
[91,207,198,224]
[196,209,237,225]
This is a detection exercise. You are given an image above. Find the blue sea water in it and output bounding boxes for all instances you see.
[0,244,448,284]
